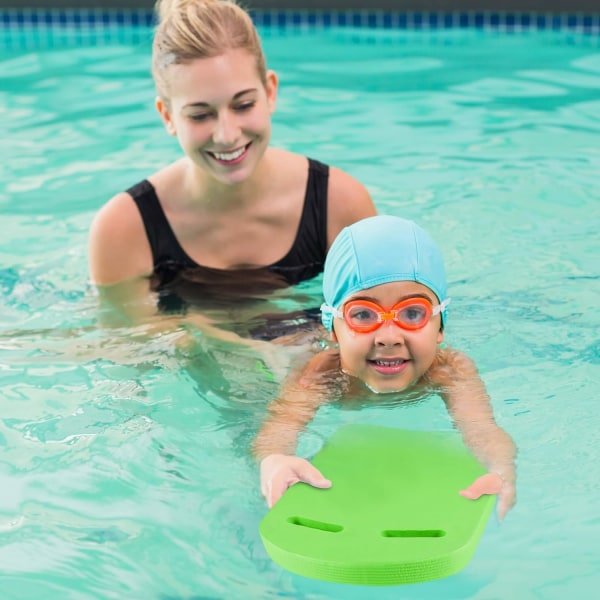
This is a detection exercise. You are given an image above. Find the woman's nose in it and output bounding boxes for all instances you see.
[213,111,240,146]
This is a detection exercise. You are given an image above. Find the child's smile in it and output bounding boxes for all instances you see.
[369,357,410,375]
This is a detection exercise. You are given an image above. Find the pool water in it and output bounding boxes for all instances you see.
[1,25,599,599]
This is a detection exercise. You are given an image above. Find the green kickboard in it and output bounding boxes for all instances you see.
[259,424,495,585]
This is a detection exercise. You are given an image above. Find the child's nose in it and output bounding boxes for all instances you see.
[374,320,405,345]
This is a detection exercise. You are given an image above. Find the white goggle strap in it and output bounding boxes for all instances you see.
[433,297,451,316]
[320,302,339,331]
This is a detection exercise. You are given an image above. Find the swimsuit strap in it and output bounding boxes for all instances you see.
[126,180,196,268]
[275,157,329,270]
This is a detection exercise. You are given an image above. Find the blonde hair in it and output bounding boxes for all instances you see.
[152,0,267,101]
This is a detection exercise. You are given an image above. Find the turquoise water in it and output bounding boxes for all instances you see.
[1,25,599,598]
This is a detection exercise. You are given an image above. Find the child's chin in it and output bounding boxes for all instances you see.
[364,380,408,395]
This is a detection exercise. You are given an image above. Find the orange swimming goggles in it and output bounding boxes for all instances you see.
[332,297,450,333]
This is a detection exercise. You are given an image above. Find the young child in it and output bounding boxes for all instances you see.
[253,215,517,520]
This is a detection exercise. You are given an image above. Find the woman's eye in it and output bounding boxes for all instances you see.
[234,101,255,112]
[189,113,212,122]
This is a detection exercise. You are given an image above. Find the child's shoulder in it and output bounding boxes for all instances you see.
[299,349,340,380]
[426,345,479,387]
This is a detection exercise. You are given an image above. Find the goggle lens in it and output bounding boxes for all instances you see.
[343,298,434,333]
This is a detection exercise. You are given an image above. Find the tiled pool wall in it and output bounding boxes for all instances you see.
[1,0,598,49]
[1,0,599,8]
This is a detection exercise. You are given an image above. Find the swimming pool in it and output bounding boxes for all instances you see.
[1,16,599,599]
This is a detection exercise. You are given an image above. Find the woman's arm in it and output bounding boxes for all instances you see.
[428,347,517,520]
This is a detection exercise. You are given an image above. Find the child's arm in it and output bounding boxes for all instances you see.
[252,349,340,507]
[428,347,517,520]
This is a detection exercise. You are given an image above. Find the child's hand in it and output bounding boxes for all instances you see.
[260,454,332,508]
[459,472,515,521]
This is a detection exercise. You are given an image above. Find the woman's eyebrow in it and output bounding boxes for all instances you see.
[183,88,258,109]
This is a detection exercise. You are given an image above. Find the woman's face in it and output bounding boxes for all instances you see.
[332,281,444,394]
[157,48,277,185]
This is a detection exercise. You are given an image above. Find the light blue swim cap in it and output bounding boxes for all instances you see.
[321,216,449,331]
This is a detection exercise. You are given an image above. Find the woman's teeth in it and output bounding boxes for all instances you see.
[213,146,246,161]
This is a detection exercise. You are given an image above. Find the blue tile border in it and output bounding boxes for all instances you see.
[0,8,599,31]
[0,8,155,28]
[0,9,598,49]
[256,9,600,33]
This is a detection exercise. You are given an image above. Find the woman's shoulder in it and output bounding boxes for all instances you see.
[265,149,376,244]
[91,188,143,234]
[94,159,186,243]
[89,189,152,283]
[266,148,373,198]
[147,159,186,192]
[97,159,181,214]
[88,165,178,285]
[325,167,376,246]
[265,147,310,171]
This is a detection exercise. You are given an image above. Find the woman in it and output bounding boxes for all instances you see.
[88,0,376,342]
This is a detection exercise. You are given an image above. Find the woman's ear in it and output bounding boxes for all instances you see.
[156,96,177,136]
[265,70,278,115]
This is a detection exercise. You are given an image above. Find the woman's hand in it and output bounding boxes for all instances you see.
[459,472,516,521]
[260,454,332,508]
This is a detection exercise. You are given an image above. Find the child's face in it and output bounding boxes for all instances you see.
[332,281,444,394]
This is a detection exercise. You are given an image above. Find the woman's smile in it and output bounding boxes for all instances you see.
[206,142,252,165]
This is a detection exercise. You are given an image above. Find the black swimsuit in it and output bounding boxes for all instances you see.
[126,158,329,320]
